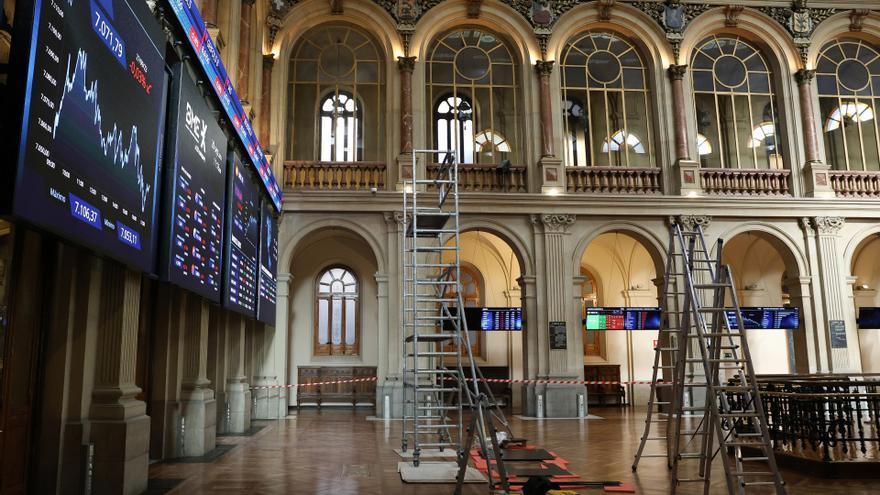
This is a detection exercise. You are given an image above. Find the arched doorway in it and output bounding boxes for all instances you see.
[444,230,524,411]
[579,231,664,407]
[851,233,880,372]
[721,231,807,374]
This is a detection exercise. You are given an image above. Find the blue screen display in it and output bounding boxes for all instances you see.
[478,307,522,331]
[725,307,800,329]
[166,0,281,210]
[223,153,260,316]
[256,199,278,325]
[15,0,167,272]
[858,307,880,329]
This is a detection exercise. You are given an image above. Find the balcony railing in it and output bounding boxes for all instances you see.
[829,170,880,198]
[426,163,527,193]
[565,166,661,194]
[283,161,386,191]
[700,168,791,196]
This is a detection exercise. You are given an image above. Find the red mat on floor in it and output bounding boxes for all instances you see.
[469,446,635,492]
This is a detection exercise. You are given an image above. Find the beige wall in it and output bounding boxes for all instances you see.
[853,236,880,372]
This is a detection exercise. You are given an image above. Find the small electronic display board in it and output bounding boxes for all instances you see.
[858,307,880,329]
[725,307,800,329]
[585,307,661,330]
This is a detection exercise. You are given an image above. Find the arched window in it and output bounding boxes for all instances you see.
[816,39,880,171]
[691,35,783,169]
[287,24,384,162]
[428,28,519,165]
[315,266,359,356]
[561,31,654,167]
[319,91,362,161]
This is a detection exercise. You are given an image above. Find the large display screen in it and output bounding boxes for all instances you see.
[585,308,662,330]
[256,199,278,325]
[479,307,522,331]
[223,152,260,315]
[160,66,227,301]
[14,0,167,272]
[858,307,880,329]
[166,0,281,210]
[725,307,800,330]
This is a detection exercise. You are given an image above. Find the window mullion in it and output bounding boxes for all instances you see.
[856,97,869,171]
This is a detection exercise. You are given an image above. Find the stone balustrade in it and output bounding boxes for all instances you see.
[565,167,662,194]
[829,170,880,198]
[700,168,791,196]
[426,163,528,193]
[284,161,386,191]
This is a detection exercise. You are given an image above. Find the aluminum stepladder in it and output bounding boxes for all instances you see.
[632,221,786,495]
[400,150,514,495]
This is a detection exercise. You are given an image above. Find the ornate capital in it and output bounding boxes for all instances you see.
[539,214,575,233]
[397,55,416,73]
[266,11,283,47]
[799,217,815,234]
[535,60,555,77]
[667,64,687,81]
[794,68,815,86]
[724,5,744,27]
[812,216,845,235]
[674,215,712,230]
[850,9,871,32]
[597,0,615,21]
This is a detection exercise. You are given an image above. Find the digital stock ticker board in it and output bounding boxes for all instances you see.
[256,200,278,325]
[223,153,260,316]
[14,0,167,272]
[161,66,227,302]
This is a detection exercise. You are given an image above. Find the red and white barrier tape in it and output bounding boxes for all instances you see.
[250,376,662,390]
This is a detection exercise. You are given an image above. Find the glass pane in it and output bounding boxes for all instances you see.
[318,299,329,344]
[846,100,866,170]
[820,97,848,169]
[342,271,354,284]
[565,66,587,88]
[625,92,653,167]
[622,68,643,89]
[589,90,609,166]
[695,93,722,168]
[733,95,755,168]
[331,298,343,345]
[862,99,880,171]
[357,62,378,83]
[345,299,356,345]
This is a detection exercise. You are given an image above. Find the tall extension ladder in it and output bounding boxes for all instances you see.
[632,221,787,494]
[401,150,513,495]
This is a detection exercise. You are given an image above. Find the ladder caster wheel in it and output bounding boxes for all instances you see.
[631,465,637,472]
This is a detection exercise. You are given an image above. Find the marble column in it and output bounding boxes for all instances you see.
[237,0,254,104]
[179,293,216,456]
[224,312,251,432]
[668,64,701,195]
[533,214,585,417]
[88,261,149,495]
[260,54,275,151]
[535,61,563,194]
[796,69,835,197]
[810,217,860,371]
[200,0,218,27]
[396,56,417,186]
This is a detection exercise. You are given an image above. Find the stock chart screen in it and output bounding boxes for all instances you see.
[725,307,800,330]
[161,67,227,301]
[478,307,522,331]
[256,200,277,325]
[585,308,662,330]
[14,0,167,272]
[223,153,260,316]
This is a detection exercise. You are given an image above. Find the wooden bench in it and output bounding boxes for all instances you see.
[297,366,377,410]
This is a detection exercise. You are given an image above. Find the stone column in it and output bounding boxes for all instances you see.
[148,285,185,460]
[533,214,585,417]
[89,261,149,495]
[800,218,830,371]
[796,69,835,197]
[237,0,254,104]
[275,272,294,409]
[396,56,417,187]
[786,275,818,373]
[810,217,860,371]
[254,279,289,419]
[518,275,539,416]
[179,293,216,456]
[260,54,275,151]
[224,312,251,432]
[208,307,228,434]
[668,64,701,195]
[535,61,563,194]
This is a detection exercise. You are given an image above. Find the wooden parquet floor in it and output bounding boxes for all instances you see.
[148,408,880,494]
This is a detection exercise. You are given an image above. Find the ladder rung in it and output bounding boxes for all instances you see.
[417,405,459,410]
[414,369,459,374]
[679,453,705,459]
[742,482,779,486]
[693,283,729,288]
[418,442,459,448]
[408,352,459,357]
[403,416,444,420]
[720,412,758,418]
[415,387,459,392]
[417,424,458,429]
[738,456,769,461]
[639,454,669,458]
[733,471,775,476]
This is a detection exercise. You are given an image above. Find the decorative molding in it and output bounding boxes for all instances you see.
[329,0,343,15]
[466,0,482,19]
[757,4,836,39]
[667,64,687,81]
[850,9,871,32]
[597,0,615,22]
[812,216,845,235]
[397,55,416,72]
[266,11,283,47]
[724,4,743,27]
[794,68,815,86]
[674,215,712,230]
[539,214,576,233]
[799,217,815,235]
[534,60,554,77]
